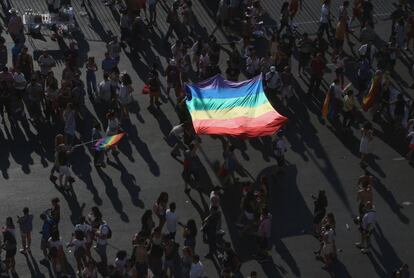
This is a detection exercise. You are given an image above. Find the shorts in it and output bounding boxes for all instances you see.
[59,165,71,177]
[5,249,16,259]
[409,144,414,150]
[321,243,334,257]
[149,89,160,97]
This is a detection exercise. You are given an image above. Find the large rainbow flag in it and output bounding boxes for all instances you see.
[185,74,287,137]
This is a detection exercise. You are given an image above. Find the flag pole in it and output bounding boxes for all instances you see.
[72,139,100,149]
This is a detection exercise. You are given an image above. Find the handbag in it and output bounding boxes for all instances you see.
[142,84,150,95]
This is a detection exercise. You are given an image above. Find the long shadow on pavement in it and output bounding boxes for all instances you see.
[96,166,130,222]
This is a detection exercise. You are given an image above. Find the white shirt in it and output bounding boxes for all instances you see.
[38,55,56,75]
[275,138,286,157]
[97,224,109,245]
[48,238,63,250]
[210,191,220,208]
[71,238,86,251]
[75,223,92,242]
[358,44,377,61]
[165,209,177,233]
[98,80,112,102]
[265,71,281,89]
[330,83,342,99]
[408,131,414,145]
[189,261,204,278]
[13,72,26,90]
[117,84,131,105]
[362,209,377,230]
[246,56,259,75]
[169,124,185,139]
[320,4,330,23]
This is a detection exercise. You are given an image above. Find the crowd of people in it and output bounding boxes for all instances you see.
[0,0,414,277]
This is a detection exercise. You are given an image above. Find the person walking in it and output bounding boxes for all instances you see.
[16,207,33,254]
[360,121,374,168]
[318,0,332,41]
[342,90,356,129]
[355,201,376,253]
[85,56,98,99]
[117,72,133,121]
[153,192,168,229]
[95,219,111,272]
[312,190,328,235]
[256,206,272,262]
[166,202,178,239]
[202,206,221,259]
[164,2,180,42]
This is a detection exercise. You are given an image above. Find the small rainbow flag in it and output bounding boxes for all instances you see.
[94,133,125,151]
[322,89,335,120]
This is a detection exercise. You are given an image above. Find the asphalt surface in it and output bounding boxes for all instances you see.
[0,0,414,277]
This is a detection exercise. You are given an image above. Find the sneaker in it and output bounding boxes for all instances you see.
[19,248,26,254]
[354,242,363,248]
[361,248,370,254]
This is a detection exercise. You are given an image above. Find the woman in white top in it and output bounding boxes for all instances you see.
[68,230,87,275]
[117,73,133,120]
[360,122,374,167]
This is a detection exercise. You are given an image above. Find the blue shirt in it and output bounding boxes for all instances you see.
[101,58,116,73]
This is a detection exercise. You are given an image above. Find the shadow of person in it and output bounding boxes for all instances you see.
[70,145,103,206]
[329,258,352,278]
[123,124,160,176]
[0,128,11,179]
[258,255,284,278]
[23,252,46,278]
[55,185,86,225]
[370,224,403,273]
[249,136,273,162]
[371,174,410,224]
[128,100,145,124]
[86,4,112,43]
[108,155,145,208]
[96,167,130,222]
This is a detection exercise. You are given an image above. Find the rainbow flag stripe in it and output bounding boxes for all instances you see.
[185,74,287,137]
[94,133,125,151]
[322,88,337,120]
[362,74,382,111]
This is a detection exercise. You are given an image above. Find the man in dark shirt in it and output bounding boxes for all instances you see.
[164,2,180,41]
[0,37,8,69]
[307,53,326,95]
[361,0,374,28]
